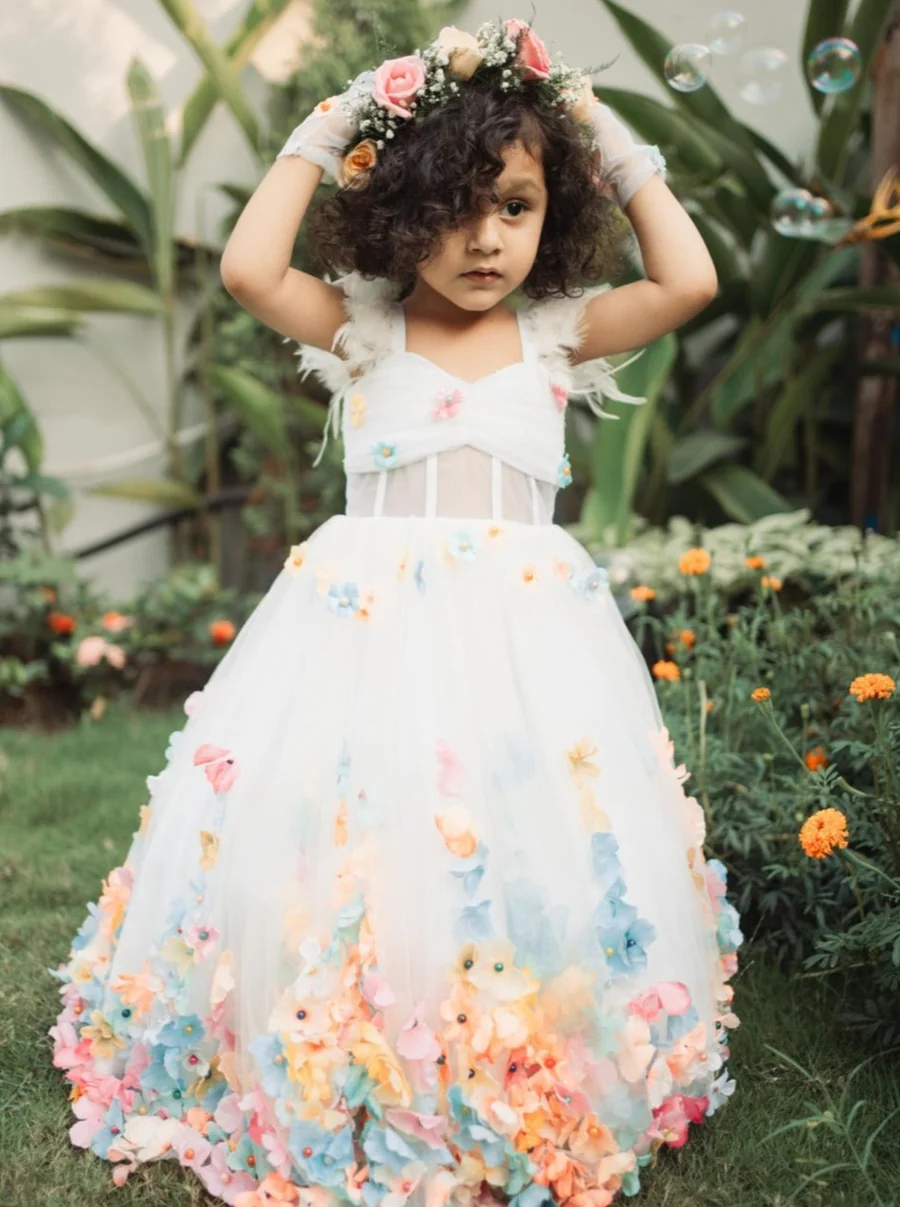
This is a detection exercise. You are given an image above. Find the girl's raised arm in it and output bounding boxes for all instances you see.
[570,100,718,363]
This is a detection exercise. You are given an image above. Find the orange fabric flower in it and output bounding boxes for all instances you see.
[209,619,235,646]
[799,808,849,859]
[849,673,896,702]
[652,660,680,682]
[47,610,76,635]
[337,138,378,188]
[804,745,829,772]
[750,687,770,702]
[744,555,765,570]
[678,548,711,576]
[630,585,655,602]
[760,575,782,591]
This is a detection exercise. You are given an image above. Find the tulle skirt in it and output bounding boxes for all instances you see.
[50,514,741,1207]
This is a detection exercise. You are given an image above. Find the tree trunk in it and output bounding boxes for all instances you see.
[850,6,900,530]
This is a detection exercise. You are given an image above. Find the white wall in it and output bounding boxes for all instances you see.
[1,0,823,598]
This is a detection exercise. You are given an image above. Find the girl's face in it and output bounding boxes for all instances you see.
[411,140,548,312]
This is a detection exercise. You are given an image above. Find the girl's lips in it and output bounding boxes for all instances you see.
[464,270,501,280]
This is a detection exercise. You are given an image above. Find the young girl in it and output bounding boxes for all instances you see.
[50,19,741,1207]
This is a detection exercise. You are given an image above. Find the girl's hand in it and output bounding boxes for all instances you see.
[276,70,374,185]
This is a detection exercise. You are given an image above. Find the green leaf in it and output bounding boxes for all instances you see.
[755,345,844,480]
[205,364,289,459]
[0,307,83,339]
[804,285,900,312]
[0,281,163,316]
[0,365,43,470]
[87,476,203,508]
[689,211,745,288]
[15,470,71,499]
[698,463,792,522]
[802,0,851,114]
[0,85,153,255]
[693,121,776,215]
[751,233,820,316]
[711,314,794,429]
[177,0,291,167]
[667,431,746,485]
[157,0,260,157]
[817,0,896,182]
[126,60,175,297]
[595,88,723,178]
[586,334,677,544]
[740,125,805,185]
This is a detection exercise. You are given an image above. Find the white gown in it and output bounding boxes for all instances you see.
[49,272,742,1207]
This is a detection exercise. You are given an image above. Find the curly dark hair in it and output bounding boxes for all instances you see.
[307,80,627,300]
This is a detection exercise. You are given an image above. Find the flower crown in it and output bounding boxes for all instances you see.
[334,18,606,188]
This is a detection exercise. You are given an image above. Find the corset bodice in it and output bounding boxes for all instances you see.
[291,272,644,524]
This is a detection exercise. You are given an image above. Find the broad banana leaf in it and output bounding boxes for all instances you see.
[698,463,791,522]
[205,365,289,459]
[87,476,204,508]
[177,0,292,167]
[595,87,723,178]
[755,344,844,480]
[582,333,677,544]
[0,85,153,254]
[157,0,260,156]
[666,431,747,485]
[0,281,163,316]
[804,285,900,312]
[127,60,175,297]
[0,308,83,339]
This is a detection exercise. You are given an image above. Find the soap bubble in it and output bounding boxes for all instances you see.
[708,11,747,56]
[664,43,712,93]
[738,47,788,104]
[806,37,862,94]
[771,190,848,240]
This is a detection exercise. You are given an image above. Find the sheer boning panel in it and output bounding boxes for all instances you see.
[345,446,558,523]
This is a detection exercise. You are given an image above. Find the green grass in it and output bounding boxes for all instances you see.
[1,703,898,1207]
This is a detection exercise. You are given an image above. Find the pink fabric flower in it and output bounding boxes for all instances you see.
[436,739,464,796]
[433,387,463,420]
[200,1140,259,1204]
[372,55,426,118]
[551,384,568,411]
[396,1000,442,1061]
[505,19,551,81]
[171,1123,212,1170]
[651,1093,709,1148]
[193,744,240,792]
[629,981,691,1022]
[361,970,396,1009]
[385,1108,449,1149]
[69,1094,106,1148]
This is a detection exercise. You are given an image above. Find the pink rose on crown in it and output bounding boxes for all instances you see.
[505,19,551,81]
[372,55,426,118]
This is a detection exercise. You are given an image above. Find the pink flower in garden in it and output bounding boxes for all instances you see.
[193,744,239,792]
[551,384,568,411]
[75,635,126,669]
[101,610,133,633]
[433,387,463,420]
[372,55,426,118]
[505,19,551,80]
[396,1000,442,1061]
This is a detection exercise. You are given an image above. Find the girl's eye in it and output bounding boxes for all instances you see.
[501,200,529,218]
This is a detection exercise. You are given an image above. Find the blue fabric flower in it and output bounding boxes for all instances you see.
[227,1131,273,1176]
[372,441,398,468]
[447,529,478,561]
[590,832,621,885]
[91,1099,125,1159]
[578,566,610,599]
[556,454,573,488]
[290,1118,355,1188]
[158,1014,204,1051]
[414,558,426,592]
[447,1086,507,1165]
[455,898,494,941]
[599,913,656,976]
[328,582,360,616]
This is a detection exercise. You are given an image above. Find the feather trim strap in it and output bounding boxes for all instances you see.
[285,271,401,466]
[522,284,647,420]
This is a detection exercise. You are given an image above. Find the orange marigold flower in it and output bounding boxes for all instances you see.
[652,660,680,682]
[39,585,57,603]
[705,700,715,713]
[744,555,765,570]
[47,610,76,635]
[751,687,771,702]
[678,547,712,576]
[678,628,696,649]
[630,585,655,603]
[209,619,236,646]
[848,673,896,702]
[799,808,849,859]
[760,575,782,591]
[804,745,829,772]
[102,610,133,633]
[665,641,676,655]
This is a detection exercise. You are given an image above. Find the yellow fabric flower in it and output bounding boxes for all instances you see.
[566,738,600,787]
[284,542,309,574]
[849,673,896,702]
[652,660,680,682]
[82,1011,126,1060]
[678,548,711,576]
[799,808,849,859]
[349,392,367,427]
